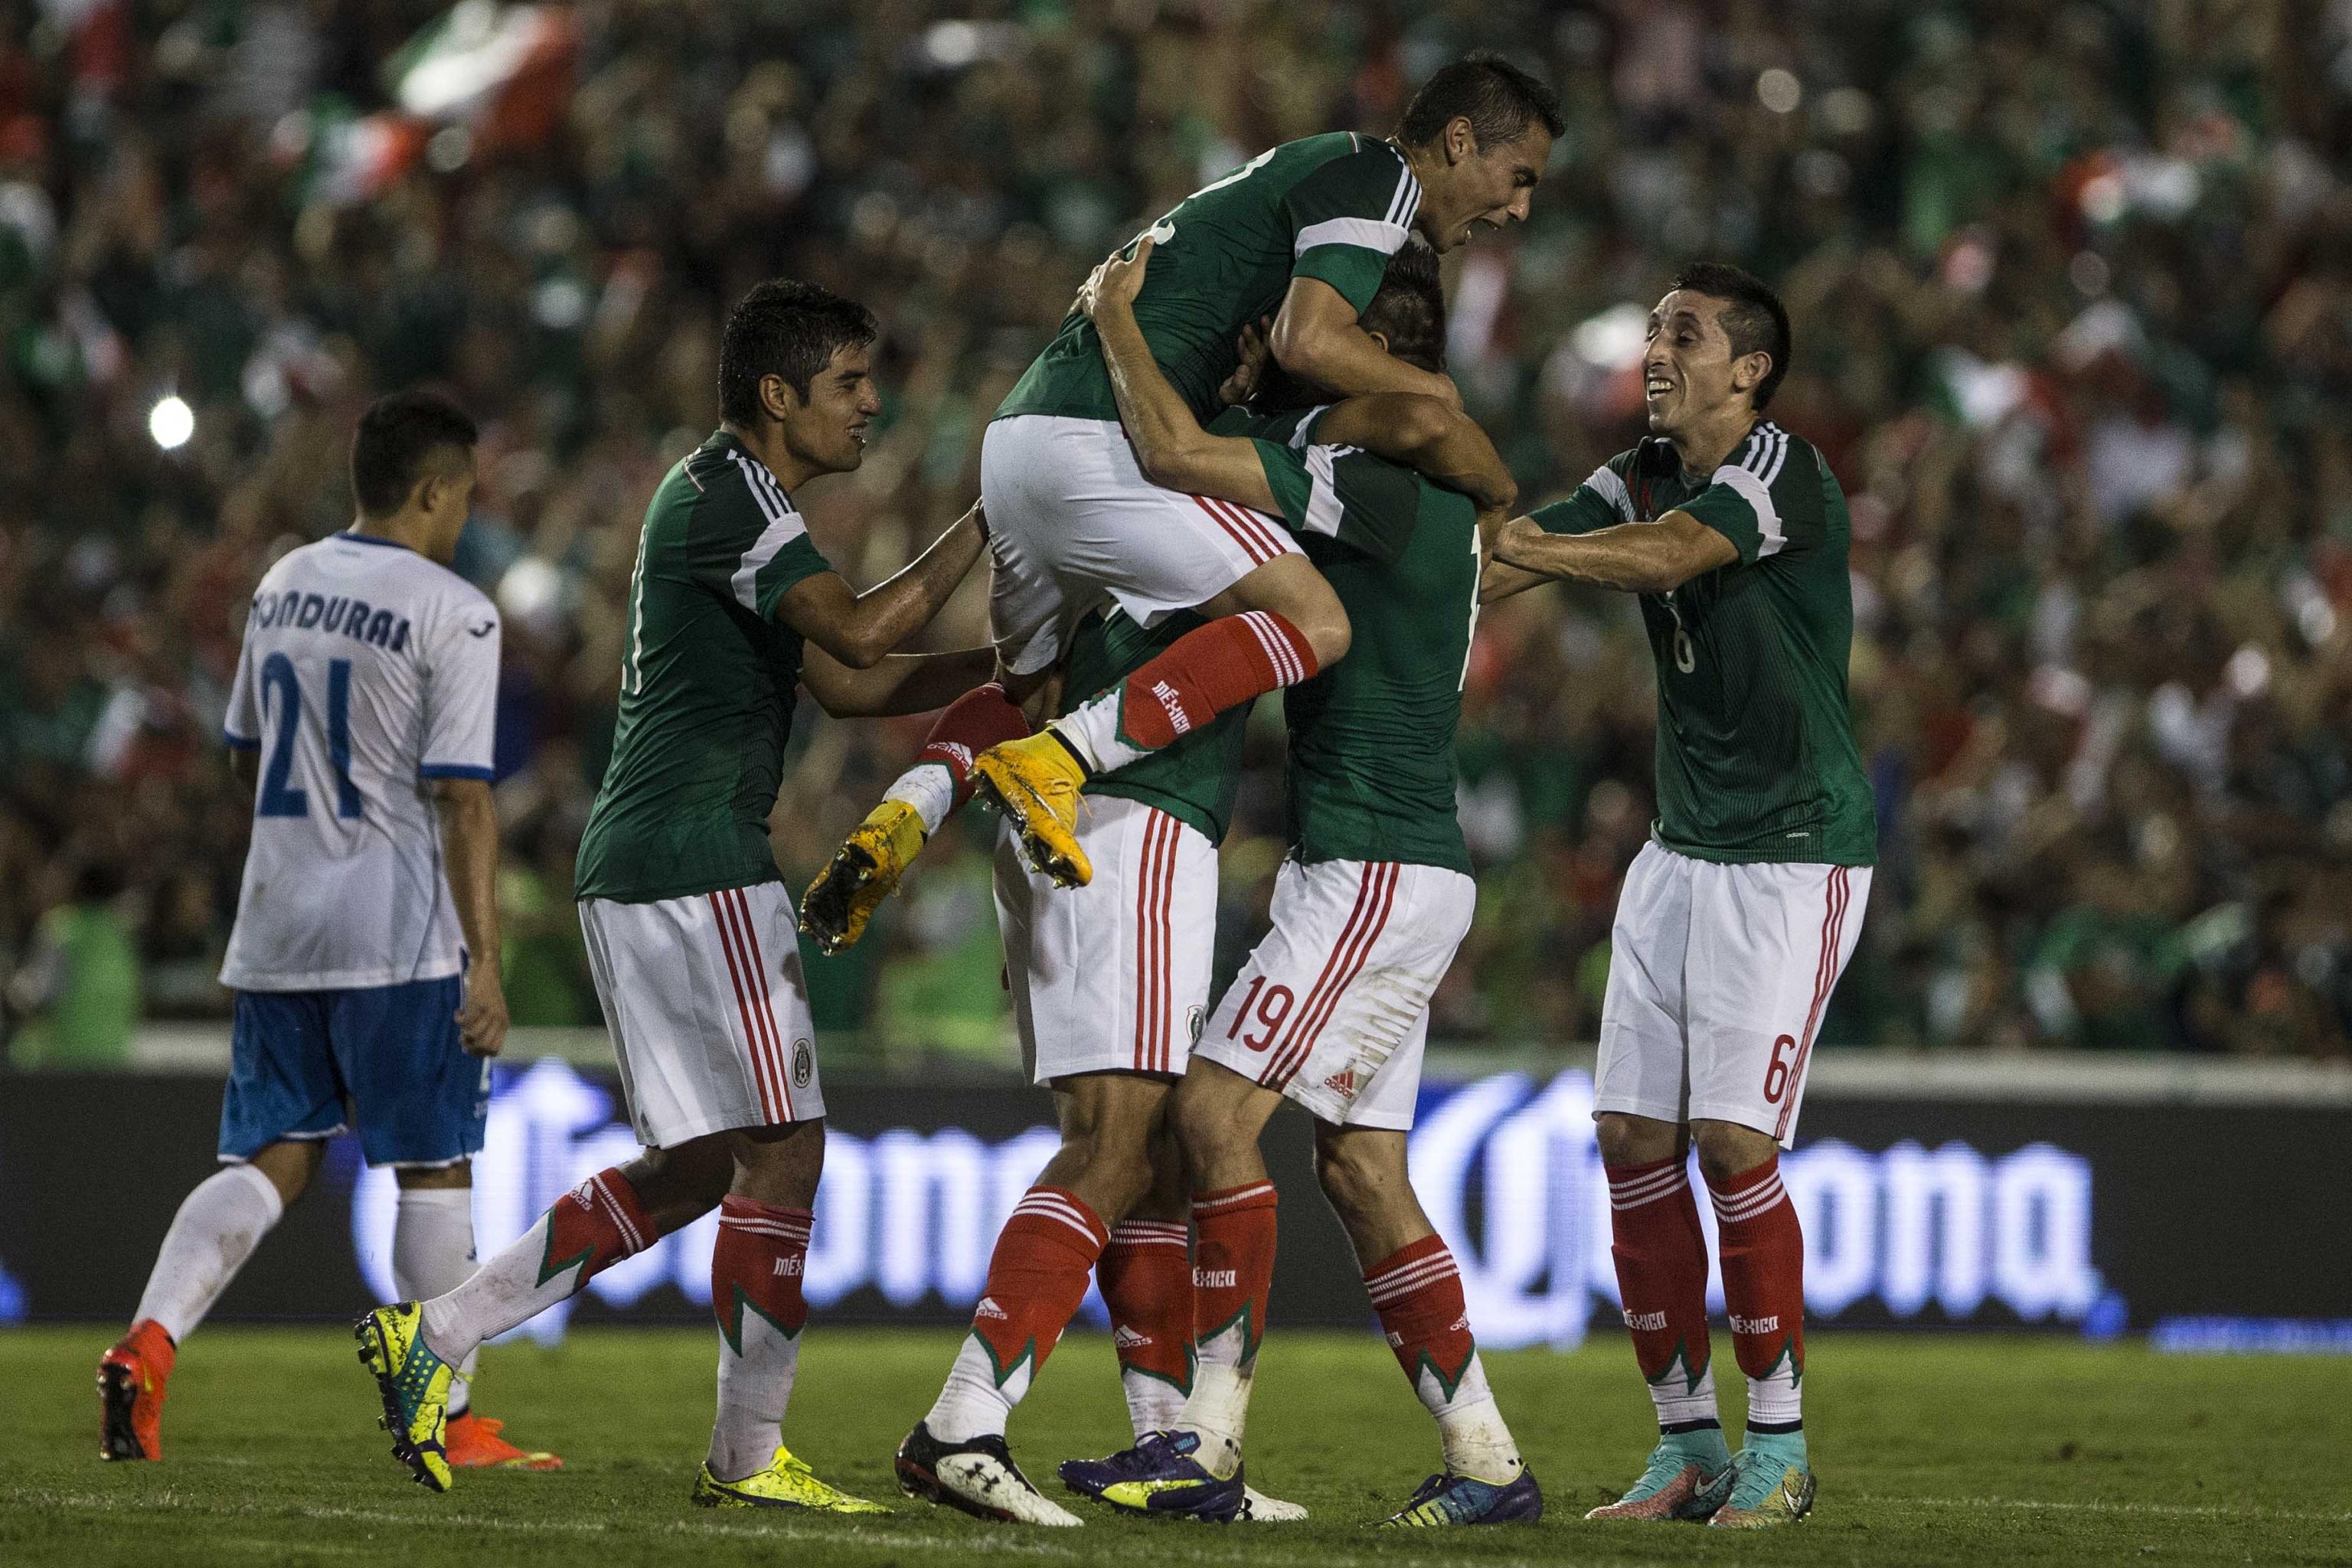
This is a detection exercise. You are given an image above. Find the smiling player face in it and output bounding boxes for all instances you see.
[1642,289,1762,439]
[776,343,882,475]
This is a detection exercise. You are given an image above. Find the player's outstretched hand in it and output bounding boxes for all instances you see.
[1220,315,1273,407]
[1076,236,1154,322]
[456,968,510,1057]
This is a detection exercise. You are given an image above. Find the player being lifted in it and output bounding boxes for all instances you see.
[1485,264,1876,1529]
[891,243,1517,1526]
[798,51,1560,952]
[357,283,994,1507]
[1052,240,1538,1527]
[100,393,556,1472]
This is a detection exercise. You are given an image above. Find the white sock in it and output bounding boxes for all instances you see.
[1122,1367,1187,1439]
[882,761,958,837]
[1746,1364,1802,1430]
[1650,1351,1720,1431]
[417,1173,649,1364]
[925,1333,1023,1443]
[1173,1358,1252,1478]
[394,1187,480,1417]
[709,1314,802,1480]
[132,1162,284,1344]
[1424,1355,1522,1483]
[1049,690,1146,776]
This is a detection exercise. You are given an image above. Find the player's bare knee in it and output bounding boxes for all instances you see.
[1690,1118,1777,1184]
[249,1139,326,1207]
[1596,1112,1682,1168]
[393,1157,469,1192]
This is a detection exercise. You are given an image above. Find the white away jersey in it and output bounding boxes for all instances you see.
[219,532,499,991]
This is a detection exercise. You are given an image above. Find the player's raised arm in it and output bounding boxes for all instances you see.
[1079,239,1283,514]
[801,643,998,718]
[771,501,987,670]
[1309,392,1517,513]
[1491,508,1738,596]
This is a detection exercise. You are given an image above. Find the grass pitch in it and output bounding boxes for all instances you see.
[3,1325,2347,1566]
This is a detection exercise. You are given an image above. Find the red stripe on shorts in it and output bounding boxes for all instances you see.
[1269,862,1398,1089]
[1775,867,1850,1142]
[1191,493,1276,565]
[709,893,780,1122]
[727,887,795,1122]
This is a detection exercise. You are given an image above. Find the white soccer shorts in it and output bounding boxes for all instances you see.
[577,881,825,1148]
[982,413,1301,676]
[1595,841,1870,1148]
[994,795,1219,1083]
[1195,858,1475,1129]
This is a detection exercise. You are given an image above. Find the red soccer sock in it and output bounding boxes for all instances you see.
[1606,1157,1719,1430]
[1364,1235,1478,1409]
[1189,1181,1279,1370]
[1096,1219,1194,1435]
[914,681,1031,809]
[708,1197,812,1478]
[966,1184,1108,1384]
[1706,1155,1806,1431]
[422,1166,658,1361]
[540,1167,658,1289]
[1116,612,1319,752]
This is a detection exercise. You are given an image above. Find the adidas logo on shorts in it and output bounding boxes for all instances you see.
[975,1295,1008,1321]
[1112,1325,1152,1349]
[1323,1069,1358,1099]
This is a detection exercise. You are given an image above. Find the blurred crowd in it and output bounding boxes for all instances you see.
[5,0,2350,1066]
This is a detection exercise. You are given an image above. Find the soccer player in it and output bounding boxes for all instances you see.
[1485,263,1877,1528]
[1054,240,1538,1527]
[891,246,1520,1527]
[99,391,557,1471]
[799,51,1560,944]
[356,282,993,1505]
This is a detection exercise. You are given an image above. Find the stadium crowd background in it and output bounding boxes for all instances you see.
[3,0,2350,1066]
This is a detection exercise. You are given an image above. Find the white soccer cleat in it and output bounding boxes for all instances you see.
[897,1420,1083,1526]
[1236,1483,1309,1521]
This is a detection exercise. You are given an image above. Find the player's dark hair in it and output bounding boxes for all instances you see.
[1671,260,1792,411]
[720,279,880,423]
[1361,241,1447,374]
[1398,51,1564,149]
[350,390,477,518]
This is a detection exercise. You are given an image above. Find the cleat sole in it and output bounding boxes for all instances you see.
[353,1312,449,1494]
[96,1361,149,1462]
[972,773,1087,887]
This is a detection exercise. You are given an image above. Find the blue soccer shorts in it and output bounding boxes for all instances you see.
[218,975,490,1168]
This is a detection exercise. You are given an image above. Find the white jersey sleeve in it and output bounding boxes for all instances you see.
[223,632,262,752]
[419,596,499,780]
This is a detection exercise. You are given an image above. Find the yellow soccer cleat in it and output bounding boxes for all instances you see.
[972,731,1093,888]
[799,798,929,955]
[354,1302,454,1492]
[693,1445,891,1514]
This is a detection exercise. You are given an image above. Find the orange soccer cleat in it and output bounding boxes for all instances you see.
[443,1411,564,1471]
[97,1319,176,1462]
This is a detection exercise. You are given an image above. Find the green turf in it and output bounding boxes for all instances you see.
[4,1326,2348,1566]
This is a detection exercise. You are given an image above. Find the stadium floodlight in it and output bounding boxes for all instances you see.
[149,396,194,451]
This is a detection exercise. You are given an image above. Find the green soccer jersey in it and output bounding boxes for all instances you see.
[575,431,834,903]
[1530,422,1877,866]
[1067,607,1251,845]
[1240,405,1478,874]
[998,132,1423,425]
